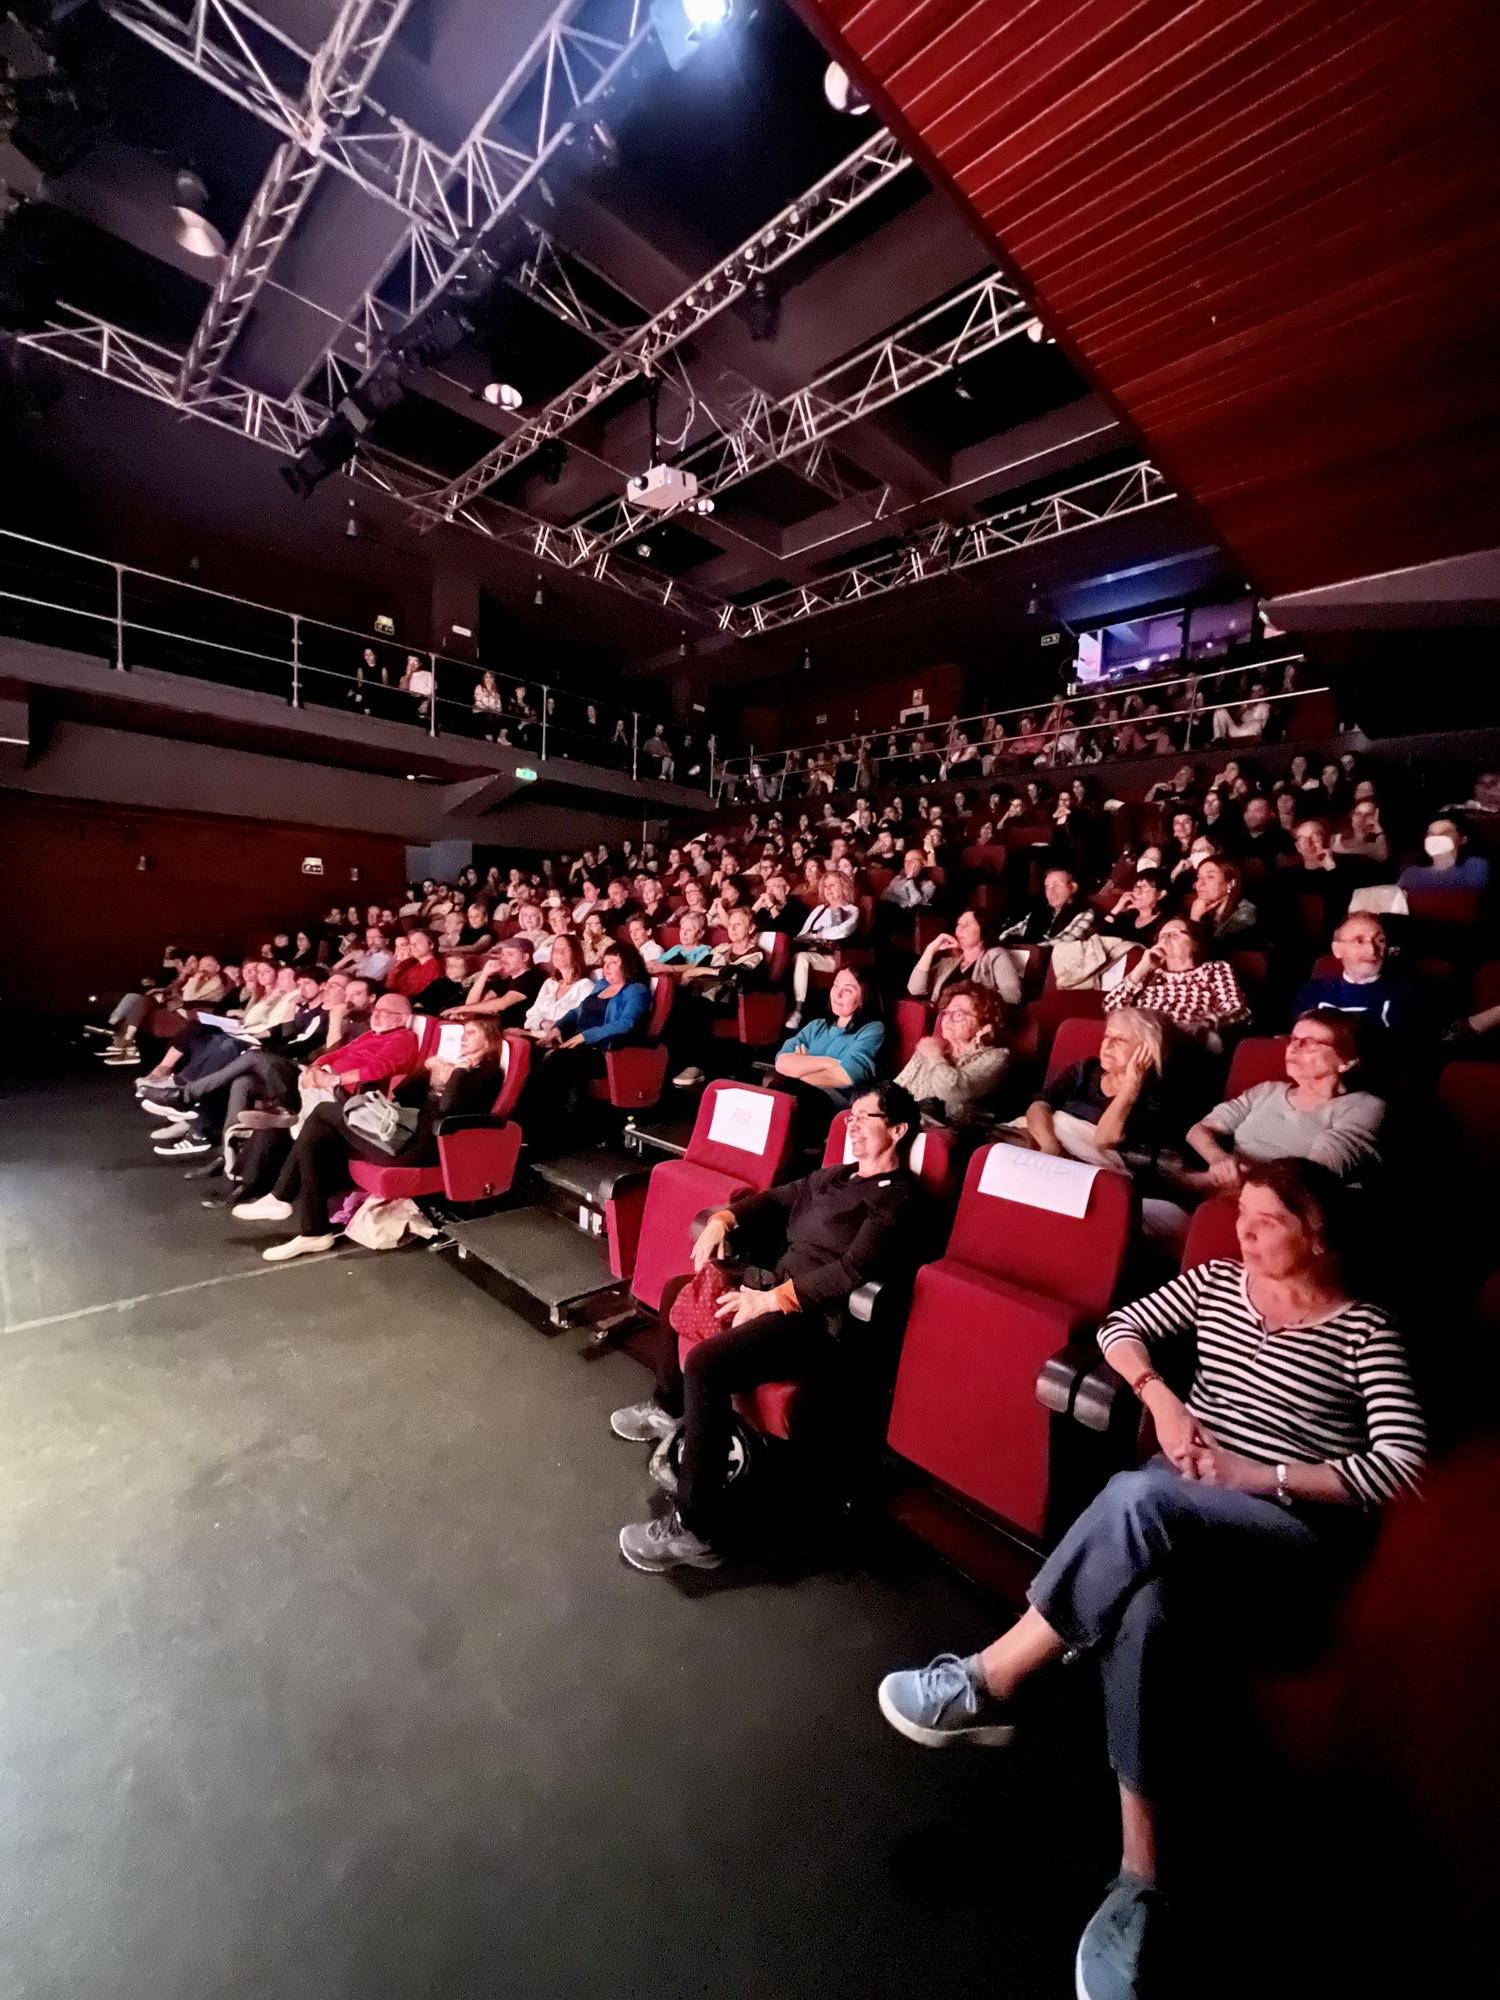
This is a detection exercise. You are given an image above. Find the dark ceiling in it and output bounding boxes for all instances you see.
[800,0,1500,599]
[0,0,1235,704]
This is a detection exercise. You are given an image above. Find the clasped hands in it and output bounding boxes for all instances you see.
[1152,1394,1270,1493]
[692,1214,787,1328]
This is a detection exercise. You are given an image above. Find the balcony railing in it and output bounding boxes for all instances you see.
[713,652,1322,803]
[0,529,717,791]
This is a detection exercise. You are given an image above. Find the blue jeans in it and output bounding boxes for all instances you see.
[1028,1461,1371,1798]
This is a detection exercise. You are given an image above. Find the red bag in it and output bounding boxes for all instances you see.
[668,1261,732,1341]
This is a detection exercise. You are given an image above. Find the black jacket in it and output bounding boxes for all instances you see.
[729,1163,919,1316]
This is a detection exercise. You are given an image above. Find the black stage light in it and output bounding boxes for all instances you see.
[536,438,568,485]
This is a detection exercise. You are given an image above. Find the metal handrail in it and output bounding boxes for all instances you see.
[718,674,1328,805]
[0,525,717,790]
[714,650,1309,783]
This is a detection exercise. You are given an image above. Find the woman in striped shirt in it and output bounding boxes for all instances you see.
[876,1159,1424,2000]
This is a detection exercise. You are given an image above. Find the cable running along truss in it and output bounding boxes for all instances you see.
[415,128,912,518]
[720,462,1174,635]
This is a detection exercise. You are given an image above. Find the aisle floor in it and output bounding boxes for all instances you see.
[0,1061,1115,2000]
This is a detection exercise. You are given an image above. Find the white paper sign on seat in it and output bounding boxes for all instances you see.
[978,1144,1100,1218]
[708,1086,774,1155]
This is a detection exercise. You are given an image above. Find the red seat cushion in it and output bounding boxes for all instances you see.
[631,1161,751,1312]
[349,1160,444,1201]
[887,1259,1084,1540]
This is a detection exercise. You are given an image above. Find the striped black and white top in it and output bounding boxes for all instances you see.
[1098,1260,1425,1509]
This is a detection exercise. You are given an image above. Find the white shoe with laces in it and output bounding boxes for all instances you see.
[261,1234,337,1263]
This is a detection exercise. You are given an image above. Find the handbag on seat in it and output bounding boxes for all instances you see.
[667,1259,733,1340]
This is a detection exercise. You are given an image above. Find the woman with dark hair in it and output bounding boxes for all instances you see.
[523,940,654,1138]
[1101,868,1170,945]
[773,965,885,1141]
[1187,856,1259,942]
[877,1157,1425,2000]
[1106,915,1251,1048]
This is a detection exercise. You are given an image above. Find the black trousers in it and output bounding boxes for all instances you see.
[270,1100,435,1235]
[654,1303,839,1536]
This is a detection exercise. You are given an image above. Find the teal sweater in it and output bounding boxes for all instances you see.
[778,1016,886,1104]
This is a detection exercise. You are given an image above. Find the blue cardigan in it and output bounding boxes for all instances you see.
[778,1015,886,1103]
[558,978,652,1048]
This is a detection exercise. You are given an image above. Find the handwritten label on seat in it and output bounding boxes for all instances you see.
[436,1023,465,1063]
[978,1145,1099,1217]
[708,1086,774,1155]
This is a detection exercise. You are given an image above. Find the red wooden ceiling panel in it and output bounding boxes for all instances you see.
[800,0,1500,594]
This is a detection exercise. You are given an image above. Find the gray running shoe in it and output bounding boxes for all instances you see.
[1075,1874,1170,2000]
[618,1511,723,1573]
[610,1399,677,1443]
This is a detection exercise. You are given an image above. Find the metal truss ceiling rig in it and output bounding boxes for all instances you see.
[176,0,418,400]
[720,461,1174,636]
[571,268,1029,555]
[416,127,912,519]
[14,305,722,623]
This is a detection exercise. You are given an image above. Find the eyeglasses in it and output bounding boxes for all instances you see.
[845,1110,888,1127]
[1286,1033,1335,1050]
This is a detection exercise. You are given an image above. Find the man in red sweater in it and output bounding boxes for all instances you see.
[302,992,419,1091]
[387,929,443,1000]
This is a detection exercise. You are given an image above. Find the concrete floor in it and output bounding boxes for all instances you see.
[0,1060,1115,2000]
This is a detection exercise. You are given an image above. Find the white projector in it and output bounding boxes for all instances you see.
[627,463,699,512]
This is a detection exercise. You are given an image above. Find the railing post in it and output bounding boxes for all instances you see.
[631,710,639,782]
[114,564,126,671]
[290,614,301,708]
[429,652,438,737]
[541,681,549,762]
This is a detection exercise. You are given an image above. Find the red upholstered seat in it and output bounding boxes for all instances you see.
[1437,1061,1500,1180]
[892,997,932,1071]
[1045,1014,1105,1083]
[887,1143,1134,1540]
[1181,1195,1241,1270]
[1224,1035,1288,1098]
[585,975,674,1109]
[630,1081,797,1312]
[349,1032,529,1206]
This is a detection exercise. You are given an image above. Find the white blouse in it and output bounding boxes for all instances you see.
[524,975,595,1034]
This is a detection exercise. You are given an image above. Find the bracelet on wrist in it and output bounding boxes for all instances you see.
[1133,1369,1165,1400]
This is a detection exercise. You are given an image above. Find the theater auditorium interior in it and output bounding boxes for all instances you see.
[1,1,1498,1995]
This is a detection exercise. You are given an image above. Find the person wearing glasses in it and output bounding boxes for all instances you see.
[611,1081,923,1575]
[895,981,1008,1126]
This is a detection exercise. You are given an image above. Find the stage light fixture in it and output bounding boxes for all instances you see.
[533,576,545,606]
[652,0,730,71]
[536,438,568,485]
[746,274,779,342]
[823,61,870,115]
[480,380,522,409]
[172,169,225,260]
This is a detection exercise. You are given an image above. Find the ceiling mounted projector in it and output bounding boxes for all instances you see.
[627,463,699,512]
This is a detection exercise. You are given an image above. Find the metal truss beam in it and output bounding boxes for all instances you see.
[720,462,1175,636]
[176,0,417,400]
[416,128,913,518]
[11,306,721,624]
[571,268,1027,554]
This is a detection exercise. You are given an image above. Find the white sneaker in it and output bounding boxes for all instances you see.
[672,1065,705,1088]
[783,1009,803,1033]
[231,1194,293,1222]
[102,1050,140,1065]
[142,1098,186,1119]
[261,1234,337,1262]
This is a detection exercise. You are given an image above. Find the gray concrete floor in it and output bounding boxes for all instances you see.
[0,1062,1113,2000]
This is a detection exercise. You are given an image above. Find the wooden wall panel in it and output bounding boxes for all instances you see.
[800,0,1500,595]
[0,794,404,1018]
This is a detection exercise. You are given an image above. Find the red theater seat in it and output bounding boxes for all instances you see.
[585,974,674,1110]
[1224,1036,1288,1097]
[887,1143,1134,1540]
[1181,1195,1241,1270]
[1044,1014,1106,1083]
[350,1032,530,1206]
[630,1082,797,1312]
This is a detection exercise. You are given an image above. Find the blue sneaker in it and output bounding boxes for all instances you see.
[1075,1874,1169,2000]
[876,1653,1016,1748]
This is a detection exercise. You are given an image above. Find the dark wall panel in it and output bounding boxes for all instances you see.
[0,794,404,1018]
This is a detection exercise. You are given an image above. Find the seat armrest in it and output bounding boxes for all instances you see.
[435,1113,504,1138]
[847,1279,883,1323]
[1036,1335,1101,1416]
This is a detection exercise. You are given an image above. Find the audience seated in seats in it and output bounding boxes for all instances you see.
[785,868,861,1029]
[1398,816,1490,895]
[519,941,652,1140]
[625,913,662,965]
[447,938,542,1022]
[997,866,1097,945]
[1187,856,1259,942]
[99,953,228,1064]
[579,911,612,967]
[1177,1011,1386,1196]
[611,1079,924,1574]
[1106,915,1251,1049]
[1291,914,1414,1048]
[518,935,593,1038]
[1333,786,1391,867]
[234,1015,506,1261]
[1274,816,1373,944]
[774,966,885,1143]
[668,908,771,1089]
[881,848,936,910]
[658,908,713,969]
[1008,1007,1173,1168]
[877,1160,1424,2000]
[895,981,1008,1127]
[1236,794,1293,869]
[907,908,1023,1008]
[1101,868,1169,945]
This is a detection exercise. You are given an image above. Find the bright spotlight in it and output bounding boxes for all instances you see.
[480,380,522,409]
[823,61,870,115]
[683,0,729,27]
[652,0,730,69]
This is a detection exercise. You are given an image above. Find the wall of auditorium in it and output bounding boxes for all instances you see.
[0,793,405,1018]
[739,662,967,752]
